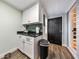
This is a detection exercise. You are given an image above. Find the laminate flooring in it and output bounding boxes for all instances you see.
[47,44,74,59]
[1,49,30,59]
[1,44,74,59]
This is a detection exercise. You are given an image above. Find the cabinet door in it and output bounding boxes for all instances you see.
[17,35,25,53]
[22,19,28,24]
[24,43,32,58]
[30,4,39,23]
[24,37,34,58]
[22,10,30,24]
[22,3,39,24]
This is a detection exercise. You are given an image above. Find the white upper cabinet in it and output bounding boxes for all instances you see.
[22,3,41,24]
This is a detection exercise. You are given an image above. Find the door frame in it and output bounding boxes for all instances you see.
[47,17,62,45]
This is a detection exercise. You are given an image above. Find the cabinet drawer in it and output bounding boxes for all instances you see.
[25,37,34,44]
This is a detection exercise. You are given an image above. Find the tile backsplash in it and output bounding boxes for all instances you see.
[23,23,43,33]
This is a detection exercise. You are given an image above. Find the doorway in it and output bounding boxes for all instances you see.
[48,17,62,45]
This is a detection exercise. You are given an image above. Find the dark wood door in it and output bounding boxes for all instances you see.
[48,17,62,45]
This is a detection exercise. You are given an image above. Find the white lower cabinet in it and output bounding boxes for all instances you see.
[17,35,42,59]
[23,36,34,59]
[24,43,32,58]
[17,35,25,53]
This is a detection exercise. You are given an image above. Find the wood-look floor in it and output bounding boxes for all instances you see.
[1,44,74,59]
[48,44,74,59]
[1,49,30,59]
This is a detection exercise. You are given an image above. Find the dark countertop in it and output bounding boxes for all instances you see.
[17,31,42,37]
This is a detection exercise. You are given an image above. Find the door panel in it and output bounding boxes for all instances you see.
[48,17,62,45]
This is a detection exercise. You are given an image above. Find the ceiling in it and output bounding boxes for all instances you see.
[41,0,76,18]
[1,0,37,11]
[1,0,76,18]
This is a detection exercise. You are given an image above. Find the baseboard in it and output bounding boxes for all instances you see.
[62,44,67,47]
[67,47,78,59]
[0,47,18,59]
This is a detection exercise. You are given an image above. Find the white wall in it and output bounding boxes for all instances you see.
[77,0,79,49]
[62,13,68,46]
[68,7,73,48]
[39,2,48,40]
[67,0,76,13]
[0,1,22,54]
